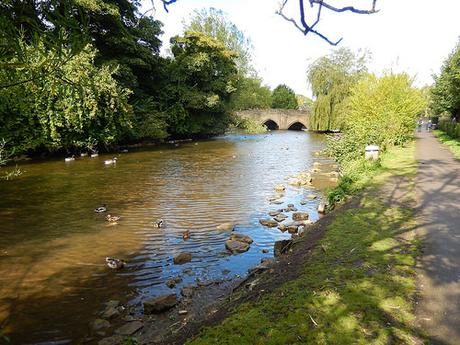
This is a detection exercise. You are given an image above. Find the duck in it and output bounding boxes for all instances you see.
[105,257,125,269]
[105,214,121,223]
[94,204,107,213]
[64,155,75,162]
[80,153,88,157]
[90,152,99,158]
[104,157,117,165]
[182,230,190,240]
[152,219,164,228]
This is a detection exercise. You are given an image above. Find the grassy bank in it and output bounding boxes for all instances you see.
[187,142,424,344]
[433,129,460,159]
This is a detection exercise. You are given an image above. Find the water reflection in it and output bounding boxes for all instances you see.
[0,131,333,344]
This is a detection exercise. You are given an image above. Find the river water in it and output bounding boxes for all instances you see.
[0,130,334,344]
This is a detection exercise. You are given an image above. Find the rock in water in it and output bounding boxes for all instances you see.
[273,213,288,222]
[259,219,279,227]
[274,184,285,192]
[144,294,177,314]
[216,222,235,231]
[229,233,253,244]
[115,321,143,336]
[225,239,250,254]
[318,202,327,214]
[173,252,192,265]
[292,212,309,221]
[91,319,111,331]
[274,239,293,257]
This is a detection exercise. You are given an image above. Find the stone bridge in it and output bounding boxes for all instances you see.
[235,109,309,130]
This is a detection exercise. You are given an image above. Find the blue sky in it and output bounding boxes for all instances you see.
[145,0,460,96]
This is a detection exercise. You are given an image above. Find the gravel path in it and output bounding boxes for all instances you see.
[415,131,460,344]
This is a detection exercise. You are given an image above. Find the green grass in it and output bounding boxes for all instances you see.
[433,129,460,159]
[188,143,424,345]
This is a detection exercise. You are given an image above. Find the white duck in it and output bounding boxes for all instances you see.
[104,157,117,165]
[64,155,75,162]
[105,257,126,269]
[94,204,107,213]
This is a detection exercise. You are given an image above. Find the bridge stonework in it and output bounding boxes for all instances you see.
[235,109,309,130]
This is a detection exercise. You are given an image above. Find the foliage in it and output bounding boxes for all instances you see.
[0,38,132,153]
[0,139,22,180]
[188,144,422,345]
[183,7,254,76]
[326,73,425,165]
[231,117,267,134]
[228,77,272,110]
[431,41,460,118]
[167,31,238,137]
[307,48,368,131]
[296,94,313,111]
[271,84,298,109]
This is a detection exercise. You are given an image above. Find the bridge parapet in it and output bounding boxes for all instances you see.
[235,109,310,130]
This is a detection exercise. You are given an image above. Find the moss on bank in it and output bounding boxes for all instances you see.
[433,129,460,159]
[187,143,425,344]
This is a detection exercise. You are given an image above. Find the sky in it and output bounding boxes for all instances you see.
[144,0,460,97]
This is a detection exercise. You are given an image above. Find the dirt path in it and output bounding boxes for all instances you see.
[415,131,460,344]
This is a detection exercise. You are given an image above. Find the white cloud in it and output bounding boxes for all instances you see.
[144,0,460,96]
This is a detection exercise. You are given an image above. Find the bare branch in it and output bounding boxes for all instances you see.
[277,0,378,45]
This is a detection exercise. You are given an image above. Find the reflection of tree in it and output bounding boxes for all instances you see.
[159,0,379,45]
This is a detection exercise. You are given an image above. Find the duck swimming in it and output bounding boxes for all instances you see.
[94,205,107,213]
[152,219,164,228]
[105,257,125,269]
[104,157,117,165]
[64,155,75,162]
[182,230,190,240]
[90,152,99,158]
[106,214,121,223]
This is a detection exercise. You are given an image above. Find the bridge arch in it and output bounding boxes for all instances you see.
[287,121,307,131]
[263,119,279,130]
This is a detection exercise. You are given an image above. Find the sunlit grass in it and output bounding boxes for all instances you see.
[187,143,425,344]
[433,129,460,159]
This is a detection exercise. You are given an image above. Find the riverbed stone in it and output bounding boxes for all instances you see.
[98,335,123,345]
[292,212,309,221]
[173,252,192,264]
[229,233,253,244]
[277,224,287,232]
[166,279,177,288]
[225,239,250,254]
[287,225,299,234]
[144,294,177,314]
[270,199,284,205]
[115,321,143,336]
[307,194,317,199]
[273,213,288,222]
[288,178,301,186]
[181,285,195,298]
[268,211,281,217]
[259,219,278,227]
[216,222,235,231]
[101,306,120,319]
[274,239,293,256]
[318,202,327,214]
[274,184,285,192]
[91,318,111,331]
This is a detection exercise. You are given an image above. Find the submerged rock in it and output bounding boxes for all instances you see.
[173,252,192,265]
[91,318,111,331]
[273,213,288,222]
[229,233,253,244]
[277,224,287,232]
[144,294,177,314]
[274,184,285,192]
[259,219,278,227]
[216,222,235,231]
[292,212,309,221]
[268,211,281,217]
[225,239,250,254]
[115,321,143,336]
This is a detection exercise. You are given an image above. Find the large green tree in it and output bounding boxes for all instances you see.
[183,7,254,76]
[431,41,460,119]
[271,84,298,109]
[167,31,238,136]
[307,48,368,131]
[229,77,272,110]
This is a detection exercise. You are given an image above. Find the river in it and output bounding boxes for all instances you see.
[0,130,334,344]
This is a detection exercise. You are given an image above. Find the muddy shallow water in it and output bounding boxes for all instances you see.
[0,131,335,344]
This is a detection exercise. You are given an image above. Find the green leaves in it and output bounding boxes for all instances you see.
[271,84,298,109]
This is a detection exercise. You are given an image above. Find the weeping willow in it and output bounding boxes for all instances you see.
[307,48,368,131]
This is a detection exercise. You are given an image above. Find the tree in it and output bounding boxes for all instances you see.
[160,0,380,45]
[167,31,238,136]
[431,41,460,120]
[183,7,254,76]
[296,94,313,111]
[271,84,298,109]
[307,48,368,131]
[229,77,272,110]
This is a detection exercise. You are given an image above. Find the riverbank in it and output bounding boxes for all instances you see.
[175,142,425,344]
